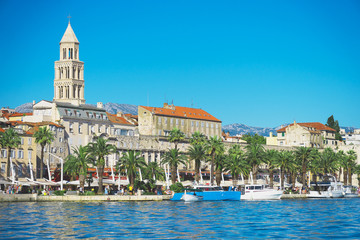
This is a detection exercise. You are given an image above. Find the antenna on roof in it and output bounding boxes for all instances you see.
[191,99,193,107]
[171,99,173,105]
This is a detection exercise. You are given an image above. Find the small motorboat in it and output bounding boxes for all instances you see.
[307,175,344,198]
[180,190,203,202]
[344,186,359,198]
[240,184,283,200]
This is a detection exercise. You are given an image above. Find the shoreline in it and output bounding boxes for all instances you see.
[0,194,172,202]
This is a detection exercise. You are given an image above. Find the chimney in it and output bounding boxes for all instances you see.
[32,100,36,106]
[270,132,273,137]
[97,102,103,109]
[116,111,123,117]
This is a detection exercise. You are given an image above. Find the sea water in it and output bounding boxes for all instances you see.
[0,198,359,239]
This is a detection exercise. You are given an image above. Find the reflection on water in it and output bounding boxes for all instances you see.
[0,199,360,239]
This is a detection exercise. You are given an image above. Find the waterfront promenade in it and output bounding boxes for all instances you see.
[0,193,309,202]
[0,193,172,202]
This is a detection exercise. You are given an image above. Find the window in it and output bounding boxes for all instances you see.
[11,150,15,158]
[181,120,184,126]
[176,119,179,125]
[206,122,209,128]
[158,117,162,124]
[28,138,32,145]
[211,124,213,129]
[1,149,7,158]
[165,118,168,124]
[78,124,82,134]
[202,122,204,127]
[158,130,162,136]
[28,150,32,160]
[282,133,285,137]
[1,163,5,173]
[216,124,218,129]
[18,150,24,159]
[191,121,194,127]
[170,118,173,125]
[59,137,63,143]
[59,128,63,133]
[69,123,74,133]
[20,138,24,145]
[196,121,199,127]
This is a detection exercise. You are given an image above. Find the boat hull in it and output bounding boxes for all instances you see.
[171,191,241,201]
[307,191,330,198]
[241,190,283,200]
[181,193,203,202]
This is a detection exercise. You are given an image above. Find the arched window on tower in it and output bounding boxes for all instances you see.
[78,86,81,98]
[73,67,76,79]
[71,48,73,59]
[67,67,70,78]
[75,49,77,59]
[63,48,66,59]
[78,68,80,79]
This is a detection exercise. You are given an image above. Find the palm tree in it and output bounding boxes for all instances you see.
[64,145,91,189]
[276,150,295,189]
[224,150,249,186]
[295,147,316,187]
[161,148,187,184]
[34,126,54,179]
[319,148,338,176]
[118,150,147,187]
[168,128,185,150]
[188,144,206,182]
[245,142,265,184]
[347,150,357,186]
[0,128,21,178]
[144,161,164,181]
[205,136,223,186]
[264,149,279,188]
[214,151,226,186]
[189,131,207,146]
[337,150,347,183]
[87,137,116,194]
[354,164,360,188]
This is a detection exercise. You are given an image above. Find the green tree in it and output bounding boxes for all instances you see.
[188,144,207,182]
[161,148,187,184]
[353,164,360,188]
[205,136,224,186]
[318,148,338,175]
[214,151,226,186]
[295,147,317,187]
[144,161,164,181]
[242,133,266,144]
[87,137,116,194]
[118,150,147,187]
[245,142,265,183]
[224,148,249,186]
[337,150,347,184]
[346,150,357,185]
[325,115,342,141]
[0,128,21,178]
[264,149,279,188]
[64,145,91,189]
[34,127,54,179]
[168,128,185,150]
[189,131,207,146]
[276,150,295,189]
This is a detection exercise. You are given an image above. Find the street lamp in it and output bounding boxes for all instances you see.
[48,153,64,190]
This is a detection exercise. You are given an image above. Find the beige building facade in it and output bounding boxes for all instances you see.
[138,103,222,138]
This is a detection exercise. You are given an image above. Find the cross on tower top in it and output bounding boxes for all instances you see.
[67,14,71,23]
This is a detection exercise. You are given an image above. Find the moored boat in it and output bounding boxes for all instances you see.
[307,175,344,198]
[171,185,241,201]
[240,184,283,200]
[180,190,203,202]
[343,186,359,198]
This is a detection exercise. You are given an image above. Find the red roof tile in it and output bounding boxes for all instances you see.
[277,122,335,133]
[140,105,221,122]
[106,113,134,125]
[10,112,33,117]
[0,128,5,133]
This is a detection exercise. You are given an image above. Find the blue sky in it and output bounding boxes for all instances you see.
[1,1,359,128]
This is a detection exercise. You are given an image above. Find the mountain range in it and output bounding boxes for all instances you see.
[14,102,357,135]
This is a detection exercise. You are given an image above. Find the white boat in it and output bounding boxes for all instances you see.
[344,186,359,198]
[180,190,203,202]
[307,175,344,198]
[240,184,283,200]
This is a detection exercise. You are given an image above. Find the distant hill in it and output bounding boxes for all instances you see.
[222,123,288,137]
[103,103,138,115]
[15,102,138,115]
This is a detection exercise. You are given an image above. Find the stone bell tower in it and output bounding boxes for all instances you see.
[53,21,85,105]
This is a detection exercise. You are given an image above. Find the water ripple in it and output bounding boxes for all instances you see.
[0,199,360,239]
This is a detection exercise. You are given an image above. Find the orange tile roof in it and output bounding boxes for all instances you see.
[10,112,33,117]
[140,105,221,122]
[106,113,134,125]
[124,113,138,119]
[277,122,335,133]
[9,121,64,128]
[0,128,5,133]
